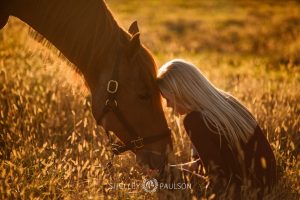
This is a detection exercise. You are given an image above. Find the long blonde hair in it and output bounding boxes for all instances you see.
[157,59,257,148]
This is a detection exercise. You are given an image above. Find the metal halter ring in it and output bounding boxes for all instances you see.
[107,80,118,94]
[105,99,118,108]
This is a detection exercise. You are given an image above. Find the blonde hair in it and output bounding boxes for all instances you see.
[157,59,257,148]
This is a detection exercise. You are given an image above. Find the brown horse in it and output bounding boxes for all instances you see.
[0,0,172,170]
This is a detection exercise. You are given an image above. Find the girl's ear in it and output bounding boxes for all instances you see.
[128,21,139,35]
[127,32,141,62]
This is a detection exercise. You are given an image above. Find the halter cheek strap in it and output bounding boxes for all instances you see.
[96,51,171,155]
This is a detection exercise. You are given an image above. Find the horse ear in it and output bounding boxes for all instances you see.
[0,13,9,29]
[128,33,141,61]
[128,21,139,35]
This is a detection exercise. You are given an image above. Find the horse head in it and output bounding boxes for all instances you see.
[92,21,172,170]
[0,0,172,170]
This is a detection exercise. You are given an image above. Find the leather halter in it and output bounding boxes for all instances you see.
[96,51,171,156]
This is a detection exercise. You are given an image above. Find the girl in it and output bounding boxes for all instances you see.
[157,59,276,199]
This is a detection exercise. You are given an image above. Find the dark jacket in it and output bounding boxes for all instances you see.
[183,111,276,198]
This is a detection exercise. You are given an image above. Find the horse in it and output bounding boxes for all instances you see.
[0,0,172,170]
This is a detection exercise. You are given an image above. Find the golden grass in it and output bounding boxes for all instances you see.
[0,0,299,199]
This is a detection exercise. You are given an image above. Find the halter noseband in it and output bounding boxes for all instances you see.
[96,51,171,156]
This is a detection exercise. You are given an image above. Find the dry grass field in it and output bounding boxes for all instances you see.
[0,0,299,199]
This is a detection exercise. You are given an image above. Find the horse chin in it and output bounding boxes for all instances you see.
[136,151,166,170]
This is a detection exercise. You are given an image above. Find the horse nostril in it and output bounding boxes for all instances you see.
[136,157,143,166]
[136,150,166,170]
[136,153,149,167]
[149,155,165,170]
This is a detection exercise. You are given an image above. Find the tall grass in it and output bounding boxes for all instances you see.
[0,0,299,199]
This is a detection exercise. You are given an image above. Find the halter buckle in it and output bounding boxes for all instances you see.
[107,80,118,94]
[131,137,144,149]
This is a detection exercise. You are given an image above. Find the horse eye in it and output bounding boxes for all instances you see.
[138,93,151,100]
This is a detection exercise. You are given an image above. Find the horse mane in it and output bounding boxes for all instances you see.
[26,0,157,93]
[27,0,118,73]
[28,29,76,70]
[134,45,158,94]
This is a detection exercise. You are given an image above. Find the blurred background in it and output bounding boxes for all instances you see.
[0,0,299,199]
[110,0,300,66]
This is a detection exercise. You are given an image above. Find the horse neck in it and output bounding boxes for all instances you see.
[8,0,126,91]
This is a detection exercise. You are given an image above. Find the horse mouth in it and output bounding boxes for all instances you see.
[136,151,167,170]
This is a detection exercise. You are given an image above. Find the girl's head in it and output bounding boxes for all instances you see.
[157,59,209,115]
[157,59,257,147]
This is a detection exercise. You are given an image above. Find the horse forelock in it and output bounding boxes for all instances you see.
[138,46,158,87]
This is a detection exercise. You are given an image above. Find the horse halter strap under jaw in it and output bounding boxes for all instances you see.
[96,49,171,156]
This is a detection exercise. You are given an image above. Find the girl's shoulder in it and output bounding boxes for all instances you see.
[183,110,220,135]
[183,111,206,129]
[184,110,203,121]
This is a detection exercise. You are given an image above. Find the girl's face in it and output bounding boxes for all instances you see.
[160,91,188,115]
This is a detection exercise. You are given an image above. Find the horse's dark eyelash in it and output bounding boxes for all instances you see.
[138,93,151,100]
